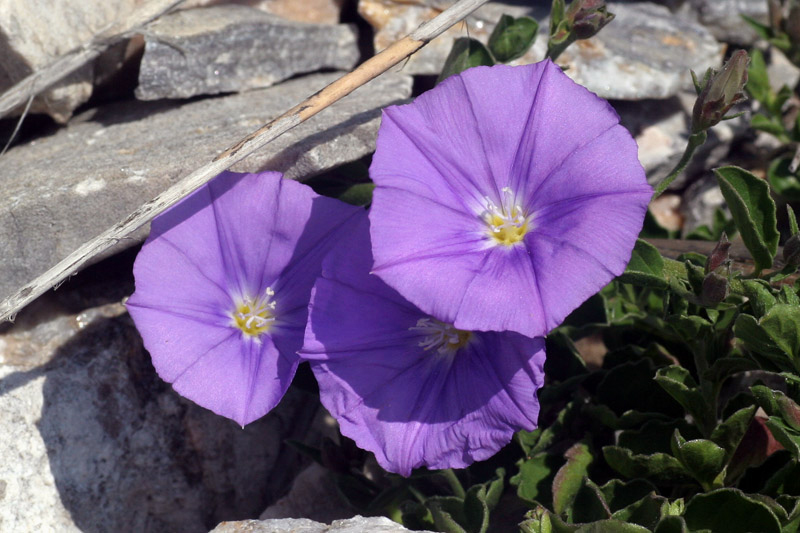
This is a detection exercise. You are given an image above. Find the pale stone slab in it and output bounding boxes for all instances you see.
[0,0,139,122]
[211,515,435,533]
[361,0,724,100]
[0,297,318,532]
[183,0,345,25]
[0,71,412,303]
[136,6,359,100]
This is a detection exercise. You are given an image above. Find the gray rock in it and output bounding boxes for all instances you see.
[136,6,359,100]
[531,2,724,100]
[182,0,345,25]
[0,71,412,304]
[0,0,139,122]
[688,0,768,45]
[0,294,319,532]
[211,516,434,533]
[682,172,728,234]
[362,1,723,100]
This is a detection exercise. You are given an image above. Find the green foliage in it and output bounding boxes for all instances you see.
[488,15,539,63]
[438,38,495,83]
[714,166,780,272]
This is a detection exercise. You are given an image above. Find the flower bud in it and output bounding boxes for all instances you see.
[784,234,800,266]
[691,50,749,134]
[705,232,731,274]
[701,272,730,306]
[566,0,615,40]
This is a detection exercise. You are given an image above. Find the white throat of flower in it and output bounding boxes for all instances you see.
[482,187,530,246]
[231,287,277,341]
[410,317,472,355]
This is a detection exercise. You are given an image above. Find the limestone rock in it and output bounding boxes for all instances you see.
[182,0,345,25]
[688,0,768,45]
[136,6,359,100]
[0,0,139,123]
[0,71,412,304]
[0,293,318,532]
[211,515,435,533]
[361,0,723,100]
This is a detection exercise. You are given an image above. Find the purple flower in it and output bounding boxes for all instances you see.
[368,61,651,338]
[126,171,363,426]
[301,216,546,476]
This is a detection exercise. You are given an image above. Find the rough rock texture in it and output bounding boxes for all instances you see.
[682,173,727,234]
[614,93,748,190]
[688,0,768,45]
[0,279,319,532]
[0,71,412,304]
[0,0,139,122]
[531,2,724,100]
[361,0,723,100]
[136,6,359,100]
[211,516,435,533]
[183,0,345,25]
[259,463,351,524]
[359,0,547,75]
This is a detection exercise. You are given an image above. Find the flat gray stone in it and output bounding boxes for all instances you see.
[211,516,434,533]
[688,0,768,45]
[0,71,412,304]
[363,1,723,100]
[0,0,138,122]
[0,296,318,532]
[136,6,359,100]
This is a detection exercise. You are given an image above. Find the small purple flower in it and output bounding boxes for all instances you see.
[126,171,362,426]
[301,216,546,476]
[369,61,652,338]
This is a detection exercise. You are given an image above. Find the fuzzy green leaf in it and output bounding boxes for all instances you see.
[670,431,727,490]
[619,239,668,289]
[553,442,594,518]
[488,14,538,62]
[438,38,494,83]
[602,446,690,484]
[715,166,779,272]
[683,488,782,533]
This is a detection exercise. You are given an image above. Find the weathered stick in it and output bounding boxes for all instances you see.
[0,0,491,322]
[0,0,186,120]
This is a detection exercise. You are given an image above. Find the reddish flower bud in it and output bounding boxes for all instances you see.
[691,50,749,134]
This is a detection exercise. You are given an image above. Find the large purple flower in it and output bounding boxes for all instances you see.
[369,61,652,338]
[126,171,362,426]
[301,216,546,476]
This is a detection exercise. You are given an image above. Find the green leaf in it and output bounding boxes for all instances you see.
[654,366,707,426]
[602,446,690,484]
[653,515,689,533]
[427,496,468,533]
[552,442,594,518]
[742,280,777,319]
[337,182,374,206]
[611,493,669,530]
[619,239,668,289]
[598,479,659,513]
[751,114,789,139]
[513,453,560,505]
[574,520,651,533]
[596,359,683,418]
[487,14,538,63]
[671,431,727,490]
[741,14,773,41]
[768,157,800,201]
[746,48,770,105]
[438,37,495,83]
[683,488,782,533]
[761,304,800,362]
[571,479,612,523]
[618,419,700,456]
[715,166,780,272]
[464,485,490,533]
[734,313,789,364]
[789,204,800,235]
[710,405,757,460]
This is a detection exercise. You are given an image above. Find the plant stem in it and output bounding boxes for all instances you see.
[651,131,708,201]
[442,469,466,499]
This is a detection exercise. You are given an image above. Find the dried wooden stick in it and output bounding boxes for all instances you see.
[0,0,491,322]
[0,0,187,120]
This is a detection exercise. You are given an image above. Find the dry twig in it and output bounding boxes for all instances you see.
[0,0,491,322]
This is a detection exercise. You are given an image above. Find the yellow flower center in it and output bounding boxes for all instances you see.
[231,287,276,340]
[482,187,530,246]
[410,318,472,355]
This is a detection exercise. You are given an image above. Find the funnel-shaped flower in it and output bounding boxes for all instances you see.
[369,61,651,338]
[127,171,363,426]
[301,216,546,476]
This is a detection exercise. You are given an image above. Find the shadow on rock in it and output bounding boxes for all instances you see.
[36,312,317,532]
